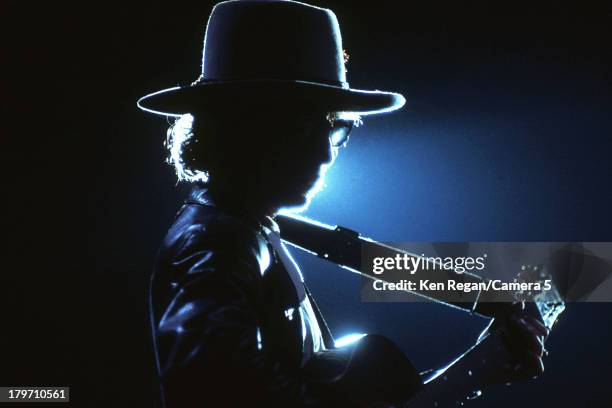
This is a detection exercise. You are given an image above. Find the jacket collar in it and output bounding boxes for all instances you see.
[185,184,277,231]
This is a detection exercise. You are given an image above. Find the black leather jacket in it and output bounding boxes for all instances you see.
[149,186,352,407]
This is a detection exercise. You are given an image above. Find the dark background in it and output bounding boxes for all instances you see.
[3,1,612,406]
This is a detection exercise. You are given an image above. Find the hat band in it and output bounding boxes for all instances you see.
[191,75,350,89]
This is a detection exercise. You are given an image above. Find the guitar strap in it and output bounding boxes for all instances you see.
[303,283,335,350]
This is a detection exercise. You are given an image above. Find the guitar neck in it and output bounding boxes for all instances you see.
[275,214,504,319]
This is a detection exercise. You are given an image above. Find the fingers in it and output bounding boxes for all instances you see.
[502,312,547,381]
[519,317,547,345]
[523,315,550,338]
[480,305,550,385]
[508,302,549,336]
[514,349,545,379]
[506,316,545,357]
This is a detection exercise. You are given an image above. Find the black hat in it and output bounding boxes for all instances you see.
[137,0,405,116]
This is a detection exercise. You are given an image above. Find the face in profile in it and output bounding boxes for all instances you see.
[184,104,355,213]
[263,111,339,211]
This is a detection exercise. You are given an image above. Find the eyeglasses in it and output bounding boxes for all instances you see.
[326,113,354,147]
[271,111,358,147]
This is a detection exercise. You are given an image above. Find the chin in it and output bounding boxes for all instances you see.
[276,184,323,215]
[275,170,327,215]
[276,193,311,215]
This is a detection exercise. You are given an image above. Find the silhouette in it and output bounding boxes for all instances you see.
[139,1,549,406]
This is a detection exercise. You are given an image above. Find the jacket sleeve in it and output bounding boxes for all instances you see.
[154,217,355,408]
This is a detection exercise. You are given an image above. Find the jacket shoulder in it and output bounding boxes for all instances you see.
[151,203,272,317]
[156,203,270,282]
[162,203,269,260]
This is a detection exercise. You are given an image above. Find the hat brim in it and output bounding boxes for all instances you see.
[137,80,405,117]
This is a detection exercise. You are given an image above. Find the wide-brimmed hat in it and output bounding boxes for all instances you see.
[137,0,405,117]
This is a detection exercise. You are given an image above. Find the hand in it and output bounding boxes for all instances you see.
[474,302,550,387]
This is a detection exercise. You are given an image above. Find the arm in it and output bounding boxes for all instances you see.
[405,307,549,407]
[154,219,355,408]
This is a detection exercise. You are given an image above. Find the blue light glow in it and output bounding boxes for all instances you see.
[334,111,363,124]
[278,145,339,215]
[279,111,363,215]
[256,327,263,350]
[350,92,406,116]
[334,332,366,348]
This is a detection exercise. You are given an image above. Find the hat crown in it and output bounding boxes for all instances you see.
[201,0,347,86]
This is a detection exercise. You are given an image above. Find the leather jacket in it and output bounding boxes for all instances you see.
[149,186,354,407]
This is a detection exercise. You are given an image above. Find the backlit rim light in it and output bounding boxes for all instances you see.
[166,114,209,183]
[331,111,363,126]
[279,111,362,214]
[334,333,366,348]
[279,145,339,214]
[137,87,183,117]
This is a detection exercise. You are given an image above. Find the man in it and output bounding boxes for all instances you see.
[138,1,548,406]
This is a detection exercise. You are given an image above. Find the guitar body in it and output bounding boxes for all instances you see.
[304,334,422,406]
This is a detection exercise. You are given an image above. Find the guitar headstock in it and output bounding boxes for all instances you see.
[513,264,565,329]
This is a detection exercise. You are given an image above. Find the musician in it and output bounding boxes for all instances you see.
[138,1,549,406]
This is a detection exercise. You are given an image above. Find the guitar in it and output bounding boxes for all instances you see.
[276,214,565,406]
[275,214,565,327]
